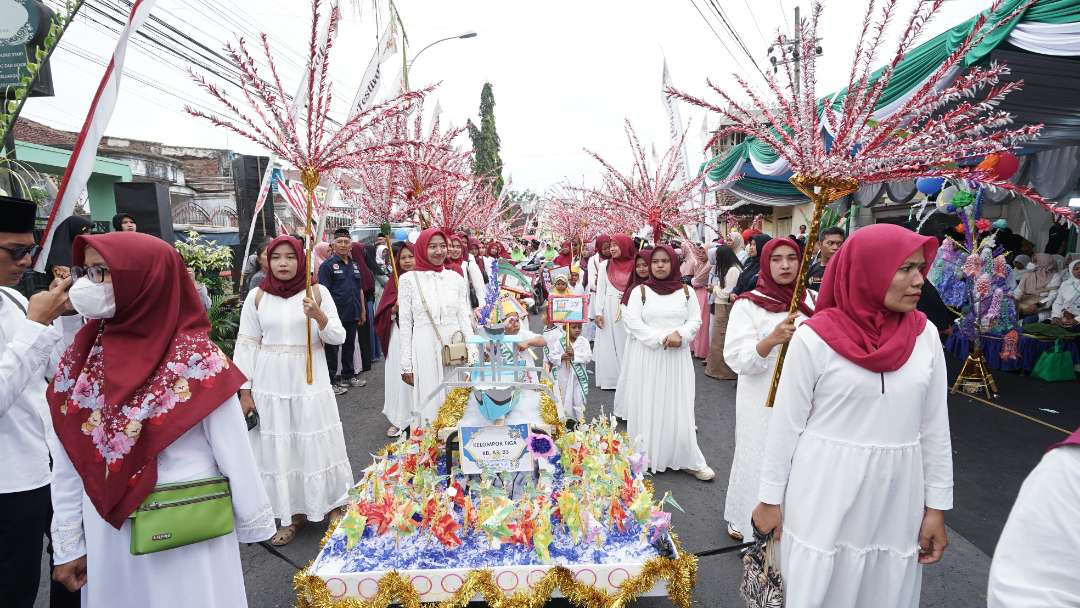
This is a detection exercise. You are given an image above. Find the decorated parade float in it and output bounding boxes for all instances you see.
[295,274,695,607]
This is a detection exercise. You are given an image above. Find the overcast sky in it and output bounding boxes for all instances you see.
[22,0,989,193]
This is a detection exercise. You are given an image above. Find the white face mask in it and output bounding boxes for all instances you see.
[69,277,116,319]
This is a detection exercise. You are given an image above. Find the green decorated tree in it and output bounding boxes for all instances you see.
[466,82,504,196]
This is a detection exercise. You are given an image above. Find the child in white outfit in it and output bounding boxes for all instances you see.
[545,323,593,422]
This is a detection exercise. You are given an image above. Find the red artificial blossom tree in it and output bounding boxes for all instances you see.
[186,0,432,383]
[335,104,472,226]
[668,0,1070,405]
[584,121,720,243]
[541,183,606,260]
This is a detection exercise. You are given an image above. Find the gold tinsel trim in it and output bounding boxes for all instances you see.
[431,387,472,435]
[293,534,696,608]
[431,384,566,439]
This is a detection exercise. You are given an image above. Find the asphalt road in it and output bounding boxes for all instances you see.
[36,326,1078,607]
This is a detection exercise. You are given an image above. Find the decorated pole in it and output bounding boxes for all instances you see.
[764,174,857,407]
[300,167,322,384]
[670,0,1051,409]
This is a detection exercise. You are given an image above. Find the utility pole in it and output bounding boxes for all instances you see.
[767,5,822,99]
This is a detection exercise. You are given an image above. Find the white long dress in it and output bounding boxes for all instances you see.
[592,260,628,390]
[722,294,811,538]
[465,257,489,312]
[583,255,603,341]
[988,444,1080,607]
[621,286,708,473]
[758,325,954,608]
[233,286,354,522]
[50,396,276,608]
[398,270,477,425]
[611,298,637,420]
[381,325,413,430]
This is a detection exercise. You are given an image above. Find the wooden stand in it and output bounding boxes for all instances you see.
[949,342,999,399]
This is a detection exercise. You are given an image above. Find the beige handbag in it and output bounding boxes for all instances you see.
[414,275,469,366]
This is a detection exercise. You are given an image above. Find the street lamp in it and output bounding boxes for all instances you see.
[408,31,477,72]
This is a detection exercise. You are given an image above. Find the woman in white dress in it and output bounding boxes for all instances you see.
[592,234,636,390]
[988,427,1080,607]
[583,235,611,341]
[722,236,812,541]
[612,251,651,420]
[49,232,275,607]
[374,242,416,437]
[233,235,354,546]
[398,228,478,425]
[462,237,490,316]
[752,224,953,608]
[621,245,713,480]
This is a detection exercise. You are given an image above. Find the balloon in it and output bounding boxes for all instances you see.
[392,228,410,241]
[939,185,958,207]
[977,151,1020,181]
[916,176,946,196]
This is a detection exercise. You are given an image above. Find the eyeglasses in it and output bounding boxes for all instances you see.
[0,243,41,261]
[71,265,110,283]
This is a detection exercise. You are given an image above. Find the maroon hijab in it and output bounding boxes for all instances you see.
[642,244,685,296]
[259,236,308,298]
[553,240,574,267]
[414,228,448,273]
[374,243,414,354]
[737,237,813,317]
[48,232,246,528]
[350,242,375,291]
[606,234,637,292]
[445,233,465,276]
[620,250,654,305]
[804,224,938,373]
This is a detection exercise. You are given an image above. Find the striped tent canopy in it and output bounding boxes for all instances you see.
[701,0,1080,204]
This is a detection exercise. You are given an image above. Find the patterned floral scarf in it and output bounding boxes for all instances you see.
[48,232,246,529]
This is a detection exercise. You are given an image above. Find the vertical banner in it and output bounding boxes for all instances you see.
[661,58,692,186]
[34,0,159,272]
[317,19,401,242]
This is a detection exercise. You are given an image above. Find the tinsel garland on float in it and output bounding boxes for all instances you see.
[293,399,696,607]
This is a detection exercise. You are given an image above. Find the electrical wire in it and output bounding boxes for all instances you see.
[683,0,751,76]
[743,0,771,47]
[703,0,768,82]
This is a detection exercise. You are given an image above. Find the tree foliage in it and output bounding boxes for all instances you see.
[466,82,504,197]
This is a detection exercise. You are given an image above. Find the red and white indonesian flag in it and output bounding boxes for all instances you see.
[34,0,159,272]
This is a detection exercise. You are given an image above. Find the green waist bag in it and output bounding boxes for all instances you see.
[129,476,234,556]
[1031,340,1077,382]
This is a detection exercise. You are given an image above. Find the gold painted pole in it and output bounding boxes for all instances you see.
[300,168,322,385]
[764,174,858,407]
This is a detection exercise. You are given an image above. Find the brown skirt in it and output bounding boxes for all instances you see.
[705,300,737,380]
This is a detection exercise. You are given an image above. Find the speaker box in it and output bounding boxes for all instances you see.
[232,155,274,289]
[114,182,175,242]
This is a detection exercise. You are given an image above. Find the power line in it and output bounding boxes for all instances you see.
[779,0,791,30]
[684,0,751,76]
[743,0,770,47]
[702,0,768,82]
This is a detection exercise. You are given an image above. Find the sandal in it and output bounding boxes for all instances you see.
[270,523,301,546]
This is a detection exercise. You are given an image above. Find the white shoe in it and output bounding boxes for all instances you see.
[726,521,744,541]
[691,465,715,481]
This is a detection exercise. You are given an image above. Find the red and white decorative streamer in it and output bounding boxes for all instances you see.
[34,0,160,272]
